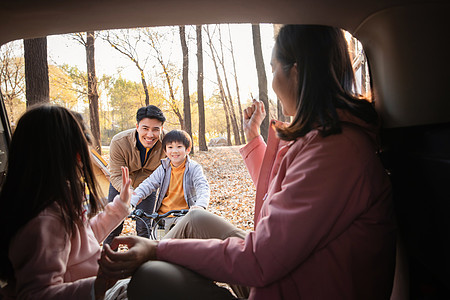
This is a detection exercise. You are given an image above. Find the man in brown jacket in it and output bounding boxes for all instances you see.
[104,105,166,245]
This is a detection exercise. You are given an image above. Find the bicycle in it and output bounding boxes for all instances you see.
[128,208,189,240]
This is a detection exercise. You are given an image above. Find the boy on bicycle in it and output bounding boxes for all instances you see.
[130,129,210,233]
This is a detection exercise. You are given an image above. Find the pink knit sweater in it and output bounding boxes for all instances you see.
[1,196,130,299]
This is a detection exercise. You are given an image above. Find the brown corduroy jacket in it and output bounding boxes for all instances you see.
[108,128,166,191]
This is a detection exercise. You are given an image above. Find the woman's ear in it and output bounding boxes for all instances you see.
[289,63,298,87]
[291,63,298,77]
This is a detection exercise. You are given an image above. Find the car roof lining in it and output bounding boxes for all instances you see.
[0,0,433,45]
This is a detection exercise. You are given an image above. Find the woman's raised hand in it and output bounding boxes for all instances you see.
[119,166,131,206]
[243,99,266,142]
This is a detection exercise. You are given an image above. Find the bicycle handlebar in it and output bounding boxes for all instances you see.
[128,208,190,240]
[129,208,189,220]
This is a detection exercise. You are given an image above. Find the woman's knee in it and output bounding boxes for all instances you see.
[127,260,234,300]
[128,261,183,299]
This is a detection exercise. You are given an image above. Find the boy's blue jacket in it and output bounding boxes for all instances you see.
[130,155,210,211]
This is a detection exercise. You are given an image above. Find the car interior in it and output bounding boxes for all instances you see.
[1,0,449,299]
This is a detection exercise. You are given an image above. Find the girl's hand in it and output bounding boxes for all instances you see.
[243,99,266,142]
[119,166,132,206]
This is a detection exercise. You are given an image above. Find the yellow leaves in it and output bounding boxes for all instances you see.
[48,64,78,109]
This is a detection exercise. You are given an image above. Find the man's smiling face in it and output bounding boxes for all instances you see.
[136,118,163,149]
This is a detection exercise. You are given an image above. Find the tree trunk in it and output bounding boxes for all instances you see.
[228,25,245,144]
[217,26,241,145]
[206,26,231,145]
[138,66,150,106]
[86,31,102,154]
[24,37,49,107]
[179,26,193,152]
[251,24,269,142]
[196,25,208,151]
[222,98,232,146]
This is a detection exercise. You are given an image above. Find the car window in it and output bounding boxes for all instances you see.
[1,24,370,133]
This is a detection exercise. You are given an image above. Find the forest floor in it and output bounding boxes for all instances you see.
[120,145,256,236]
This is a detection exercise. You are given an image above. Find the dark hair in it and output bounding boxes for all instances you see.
[0,104,103,281]
[136,105,166,124]
[274,25,378,140]
[162,130,192,151]
[72,111,93,145]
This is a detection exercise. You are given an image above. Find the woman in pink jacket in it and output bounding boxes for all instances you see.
[0,105,133,299]
[100,25,396,299]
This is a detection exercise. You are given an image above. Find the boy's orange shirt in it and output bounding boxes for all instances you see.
[158,159,189,214]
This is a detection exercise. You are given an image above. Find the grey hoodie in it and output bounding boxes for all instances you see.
[130,155,210,212]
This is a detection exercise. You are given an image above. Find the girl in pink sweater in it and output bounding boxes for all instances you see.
[0,105,132,299]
